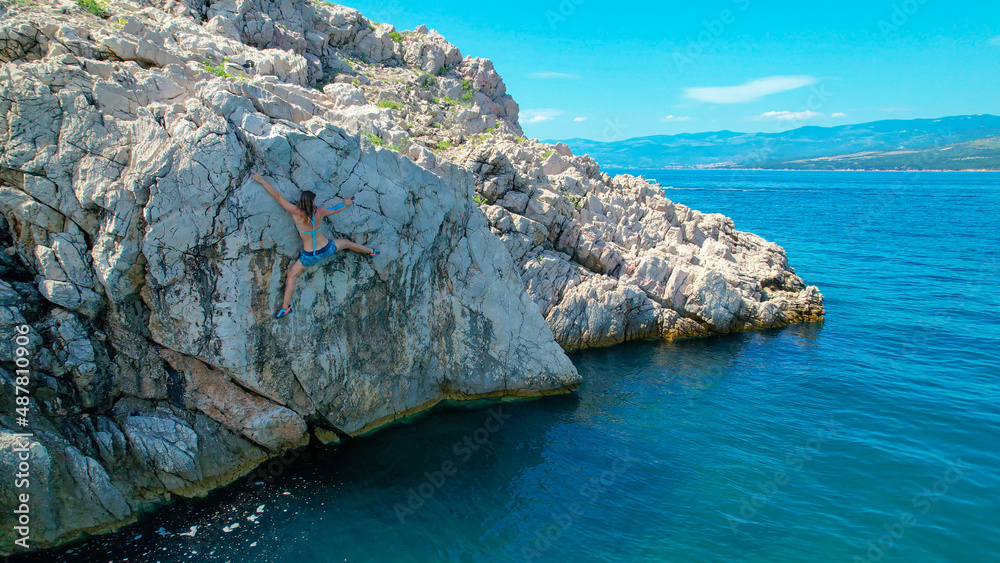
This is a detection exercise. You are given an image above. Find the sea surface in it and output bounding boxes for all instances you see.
[29,170,1000,563]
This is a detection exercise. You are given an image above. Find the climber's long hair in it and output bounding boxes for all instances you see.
[297,191,317,219]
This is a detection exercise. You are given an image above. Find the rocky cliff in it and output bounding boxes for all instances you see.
[0,0,821,555]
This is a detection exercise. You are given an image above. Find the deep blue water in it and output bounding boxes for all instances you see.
[33,171,1000,562]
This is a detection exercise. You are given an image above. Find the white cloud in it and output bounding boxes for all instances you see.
[574,116,588,122]
[522,109,563,124]
[528,72,582,80]
[661,115,692,122]
[831,112,847,118]
[754,110,824,122]
[683,75,818,104]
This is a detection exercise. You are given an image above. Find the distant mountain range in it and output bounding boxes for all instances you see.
[755,136,1000,171]
[553,115,1000,171]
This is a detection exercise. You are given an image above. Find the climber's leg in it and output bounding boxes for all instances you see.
[277,260,306,316]
[334,238,375,256]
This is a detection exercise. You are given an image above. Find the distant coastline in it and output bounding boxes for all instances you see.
[604,167,1000,173]
[556,114,1000,173]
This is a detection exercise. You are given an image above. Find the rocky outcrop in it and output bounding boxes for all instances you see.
[473,142,825,348]
[0,0,821,555]
[335,58,825,349]
[0,0,577,554]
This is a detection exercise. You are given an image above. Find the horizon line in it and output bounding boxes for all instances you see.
[542,113,999,144]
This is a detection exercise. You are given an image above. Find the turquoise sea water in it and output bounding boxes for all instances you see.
[30,171,1000,562]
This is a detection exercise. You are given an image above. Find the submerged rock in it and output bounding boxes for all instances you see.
[0,0,821,555]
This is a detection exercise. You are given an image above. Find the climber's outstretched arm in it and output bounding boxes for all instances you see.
[318,197,353,217]
[253,173,298,214]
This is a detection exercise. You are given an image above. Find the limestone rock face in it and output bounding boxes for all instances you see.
[0,0,576,554]
[0,0,821,554]
[451,140,825,349]
[316,38,824,350]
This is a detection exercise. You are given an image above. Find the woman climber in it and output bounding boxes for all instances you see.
[252,173,379,319]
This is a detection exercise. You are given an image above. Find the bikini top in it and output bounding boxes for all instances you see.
[296,203,346,250]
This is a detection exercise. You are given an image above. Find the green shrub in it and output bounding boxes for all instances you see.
[436,140,452,151]
[314,70,340,91]
[202,58,234,79]
[436,66,451,77]
[418,71,437,90]
[378,100,402,110]
[365,135,404,152]
[461,78,473,91]
[343,55,368,68]
[389,31,403,43]
[441,96,471,107]
[542,150,554,160]
[313,69,340,92]
[472,194,488,205]
[461,92,474,102]
[77,0,108,17]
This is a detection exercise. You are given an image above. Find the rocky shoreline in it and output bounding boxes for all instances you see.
[0,0,821,555]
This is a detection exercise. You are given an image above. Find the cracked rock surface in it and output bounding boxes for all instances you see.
[0,0,578,553]
[0,0,820,554]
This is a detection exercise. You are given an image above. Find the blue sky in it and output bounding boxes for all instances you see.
[342,0,1000,141]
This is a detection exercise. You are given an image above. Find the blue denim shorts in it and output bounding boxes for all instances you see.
[299,241,338,267]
